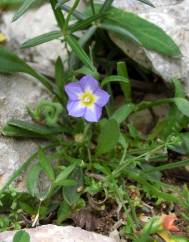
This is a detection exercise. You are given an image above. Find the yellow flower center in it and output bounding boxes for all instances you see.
[80,91,96,107]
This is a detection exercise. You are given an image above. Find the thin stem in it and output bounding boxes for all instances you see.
[123,183,140,228]
[120,145,128,165]
[136,98,174,112]
[113,140,176,178]
[144,159,189,173]
[90,0,96,15]
[64,0,80,31]
[50,0,65,31]
[116,189,136,234]
[83,122,91,138]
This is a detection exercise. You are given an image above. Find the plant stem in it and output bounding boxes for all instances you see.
[50,0,65,31]
[90,0,96,15]
[64,0,80,31]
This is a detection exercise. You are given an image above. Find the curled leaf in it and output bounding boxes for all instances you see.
[28,100,63,126]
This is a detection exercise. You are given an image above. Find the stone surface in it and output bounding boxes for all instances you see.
[110,0,189,94]
[0,225,116,242]
[0,73,48,189]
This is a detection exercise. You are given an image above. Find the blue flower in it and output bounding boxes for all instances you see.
[65,75,110,122]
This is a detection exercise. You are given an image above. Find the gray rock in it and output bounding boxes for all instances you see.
[0,73,48,189]
[0,225,116,242]
[110,0,189,94]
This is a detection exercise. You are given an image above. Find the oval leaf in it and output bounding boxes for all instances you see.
[111,103,135,124]
[104,6,181,57]
[96,119,120,155]
[27,163,42,197]
[54,163,76,186]
[13,231,30,242]
[39,149,55,182]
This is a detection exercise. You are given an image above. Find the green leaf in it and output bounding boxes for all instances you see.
[0,0,22,7]
[173,79,185,98]
[111,103,135,124]
[2,120,64,137]
[54,163,76,186]
[70,14,105,33]
[56,0,70,8]
[13,230,30,242]
[57,200,71,224]
[104,6,181,57]
[19,202,35,215]
[0,47,33,74]
[99,0,114,13]
[55,57,65,94]
[21,31,62,49]
[171,133,189,155]
[76,66,99,79]
[65,35,95,71]
[27,163,42,197]
[63,167,83,205]
[117,61,132,102]
[101,75,129,87]
[175,98,189,118]
[12,0,37,22]
[0,47,55,92]
[96,119,120,155]
[50,0,65,30]
[79,25,97,46]
[39,149,55,182]
[101,22,142,45]
[59,4,85,20]
[136,0,155,7]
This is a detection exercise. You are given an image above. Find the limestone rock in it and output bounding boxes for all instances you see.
[0,225,116,242]
[0,73,48,189]
[110,0,189,94]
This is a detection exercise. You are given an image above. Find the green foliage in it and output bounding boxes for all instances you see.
[136,0,155,7]
[0,0,22,7]
[0,47,55,92]
[0,0,189,241]
[21,31,62,49]
[65,35,96,71]
[12,0,37,21]
[28,100,63,126]
[103,6,181,57]
[96,119,120,155]
[13,230,30,242]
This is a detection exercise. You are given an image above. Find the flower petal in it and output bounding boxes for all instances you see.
[162,214,179,232]
[79,75,99,92]
[67,101,85,117]
[84,105,102,122]
[65,82,82,100]
[94,88,110,107]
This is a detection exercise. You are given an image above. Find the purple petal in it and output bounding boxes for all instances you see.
[79,75,99,92]
[94,88,110,107]
[65,82,82,100]
[67,101,85,117]
[84,105,102,122]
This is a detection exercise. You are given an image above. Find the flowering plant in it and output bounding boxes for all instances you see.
[0,0,189,241]
[65,75,110,122]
